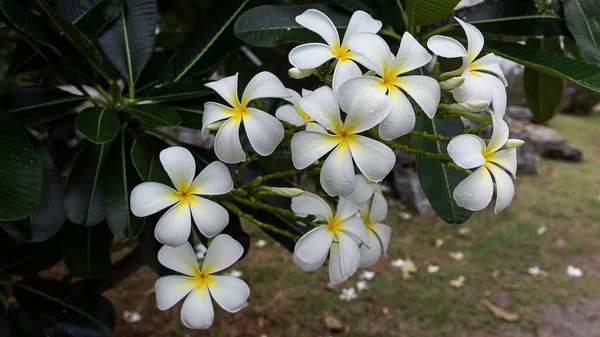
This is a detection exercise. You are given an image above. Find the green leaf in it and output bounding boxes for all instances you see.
[234,4,350,48]
[138,213,169,275]
[97,0,157,94]
[125,104,181,127]
[0,144,65,242]
[0,110,42,221]
[172,107,204,129]
[130,136,171,185]
[64,142,109,226]
[0,0,59,52]
[563,0,600,65]
[484,39,600,93]
[76,107,120,144]
[140,81,212,102]
[12,279,116,336]
[62,222,113,279]
[0,234,62,275]
[524,38,565,123]
[2,86,87,126]
[69,0,125,38]
[6,41,48,76]
[332,0,403,29]
[161,0,251,82]
[408,0,461,26]
[103,129,145,238]
[412,115,472,224]
[36,0,110,81]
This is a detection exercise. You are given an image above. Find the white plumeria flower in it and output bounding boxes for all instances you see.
[130,147,233,247]
[290,85,395,197]
[202,72,290,163]
[427,18,508,119]
[275,88,327,133]
[447,117,517,214]
[289,9,382,93]
[339,287,358,301]
[357,197,392,268]
[291,192,368,284]
[356,280,369,292]
[154,235,250,329]
[347,174,388,220]
[345,32,441,140]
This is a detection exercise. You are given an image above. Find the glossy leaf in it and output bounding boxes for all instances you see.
[408,0,461,26]
[76,107,120,143]
[234,4,350,47]
[103,129,145,238]
[0,0,59,52]
[125,104,181,127]
[140,81,212,102]
[2,86,87,126]
[12,279,116,337]
[130,136,171,185]
[0,111,42,221]
[484,39,600,93]
[6,42,48,76]
[64,142,109,226]
[524,38,565,123]
[62,222,114,279]
[55,0,124,38]
[172,106,204,129]
[412,115,472,224]
[563,0,600,65]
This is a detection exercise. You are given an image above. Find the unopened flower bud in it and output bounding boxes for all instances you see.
[446,100,490,112]
[263,187,304,198]
[207,120,225,130]
[439,77,466,90]
[288,67,315,79]
[504,139,525,148]
[364,70,377,77]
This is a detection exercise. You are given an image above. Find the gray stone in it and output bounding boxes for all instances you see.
[538,299,600,337]
[506,105,533,121]
[509,132,543,175]
[508,118,583,162]
[392,158,433,215]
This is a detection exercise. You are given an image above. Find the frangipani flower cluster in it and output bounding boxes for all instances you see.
[127,9,522,331]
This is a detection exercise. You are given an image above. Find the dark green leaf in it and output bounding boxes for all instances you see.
[173,107,204,129]
[103,129,145,238]
[0,110,42,221]
[220,210,250,258]
[0,234,62,275]
[524,38,565,123]
[408,0,461,26]
[6,41,48,76]
[2,87,86,126]
[125,104,181,127]
[161,0,251,82]
[484,39,600,93]
[332,0,403,29]
[140,81,212,102]
[62,222,113,279]
[412,115,472,224]
[130,136,171,185]
[12,279,116,337]
[0,0,59,52]
[138,213,169,275]
[234,4,350,48]
[97,0,157,92]
[0,144,65,242]
[74,0,125,38]
[563,0,600,65]
[64,143,109,226]
[76,107,120,143]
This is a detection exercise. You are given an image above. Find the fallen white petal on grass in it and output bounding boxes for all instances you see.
[122,311,142,323]
[527,266,547,277]
[356,281,369,292]
[435,239,444,248]
[399,212,412,220]
[427,265,440,273]
[458,227,471,236]
[401,259,418,280]
[360,270,376,280]
[339,287,358,301]
[450,275,465,288]
[449,252,464,260]
[227,270,243,278]
[537,226,547,236]
[255,239,267,248]
[391,258,405,268]
[567,265,583,277]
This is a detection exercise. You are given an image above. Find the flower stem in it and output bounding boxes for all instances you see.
[221,201,300,241]
[409,130,453,143]
[229,195,309,224]
[233,152,260,181]
[374,134,452,160]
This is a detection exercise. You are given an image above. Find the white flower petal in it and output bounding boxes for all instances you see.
[486,163,514,214]
[201,103,234,138]
[155,276,197,310]
[486,148,517,177]
[347,134,395,182]
[291,131,340,169]
[320,142,356,197]
[342,10,382,45]
[130,182,178,217]
[329,243,346,284]
[394,75,441,118]
[476,72,507,120]
[214,117,246,164]
[276,104,305,126]
[453,71,492,105]
[372,223,391,254]
[470,53,508,86]
[155,202,192,247]
[298,86,342,132]
[337,77,390,133]
[160,146,196,192]
[291,192,334,220]
[243,108,284,156]
[486,117,510,154]
[378,86,415,140]
[426,35,467,58]
[294,225,335,265]
[180,284,214,329]
[347,32,393,74]
[190,196,229,238]
[306,122,328,133]
[393,32,432,73]
[189,161,233,196]
[339,217,369,244]
[453,166,493,211]
[242,71,290,102]
[208,275,250,313]
[369,192,388,223]
[447,134,487,169]
[359,230,383,268]
[201,234,244,274]
[293,251,327,272]
[335,197,360,221]
[456,17,484,62]
[158,242,199,277]
[332,59,362,94]
[346,174,374,204]
[205,73,238,106]
[296,9,340,47]
[337,231,361,279]
[288,43,335,69]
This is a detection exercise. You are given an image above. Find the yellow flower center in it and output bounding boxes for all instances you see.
[327,215,344,233]
[232,97,250,120]
[378,64,402,92]
[191,270,213,287]
[332,43,352,61]
[298,108,313,122]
